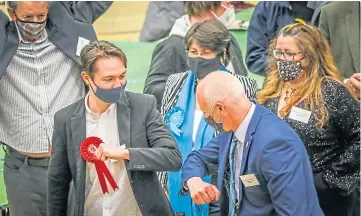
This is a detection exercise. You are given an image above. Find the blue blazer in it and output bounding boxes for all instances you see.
[181,103,324,216]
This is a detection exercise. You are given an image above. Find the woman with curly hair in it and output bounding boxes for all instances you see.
[257,23,360,216]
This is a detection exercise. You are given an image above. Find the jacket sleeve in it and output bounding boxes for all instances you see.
[229,34,248,76]
[259,138,316,216]
[127,95,182,172]
[320,83,360,195]
[180,135,221,189]
[245,2,269,75]
[0,10,9,53]
[318,8,330,42]
[47,112,72,216]
[60,1,113,23]
[143,40,181,111]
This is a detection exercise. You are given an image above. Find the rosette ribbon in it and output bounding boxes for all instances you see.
[80,136,119,194]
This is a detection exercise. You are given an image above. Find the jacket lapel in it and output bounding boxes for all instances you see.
[116,92,131,148]
[70,99,87,215]
[346,3,360,72]
[238,103,263,201]
[217,132,233,189]
[0,21,19,78]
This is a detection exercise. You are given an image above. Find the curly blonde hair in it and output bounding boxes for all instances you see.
[257,23,357,128]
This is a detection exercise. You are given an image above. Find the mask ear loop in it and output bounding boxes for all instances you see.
[223,49,227,66]
[85,72,97,93]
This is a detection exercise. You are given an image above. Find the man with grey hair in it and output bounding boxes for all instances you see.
[144,1,248,111]
[0,2,112,215]
[181,72,324,216]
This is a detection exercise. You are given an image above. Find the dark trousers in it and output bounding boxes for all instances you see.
[3,146,49,216]
[318,187,357,216]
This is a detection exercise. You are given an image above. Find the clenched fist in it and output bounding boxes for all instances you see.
[186,177,221,204]
[95,143,129,161]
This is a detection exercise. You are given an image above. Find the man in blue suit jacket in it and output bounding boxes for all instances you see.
[181,72,324,216]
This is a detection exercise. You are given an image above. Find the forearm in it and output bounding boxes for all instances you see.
[127,147,181,171]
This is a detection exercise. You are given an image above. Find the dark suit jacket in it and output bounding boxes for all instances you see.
[143,34,248,111]
[319,1,360,77]
[48,92,182,216]
[0,1,113,78]
[181,103,323,216]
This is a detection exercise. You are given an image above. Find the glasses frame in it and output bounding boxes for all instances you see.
[272,49,303,61]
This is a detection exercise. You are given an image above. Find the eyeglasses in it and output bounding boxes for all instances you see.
[272,49,302,61]
[186,49,217,59]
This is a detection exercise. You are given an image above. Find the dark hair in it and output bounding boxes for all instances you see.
[184,19,231,66]
[7,1,51,11]
[80,40,127,77]
[185,1,221,16]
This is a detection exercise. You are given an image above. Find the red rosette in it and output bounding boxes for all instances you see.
[80,136,119,194]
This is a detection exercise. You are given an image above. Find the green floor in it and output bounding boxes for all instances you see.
[0,7,261,207]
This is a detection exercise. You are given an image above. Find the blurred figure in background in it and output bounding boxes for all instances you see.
[140,1,185,42]
[319,1,360,99]
[144,1,248,111]
[246,1,328,74]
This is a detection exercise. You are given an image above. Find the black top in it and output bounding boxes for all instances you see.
[263,80,360,196]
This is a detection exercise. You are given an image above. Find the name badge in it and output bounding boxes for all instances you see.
[240,174,260,187]
[289,106,311,124]
[76,37,90,56]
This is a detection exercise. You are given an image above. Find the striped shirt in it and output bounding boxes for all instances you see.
[0,29,85,153]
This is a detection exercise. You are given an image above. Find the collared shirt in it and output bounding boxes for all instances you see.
[234,102,256,200]
[0,25,84,153]
[84,94,142,216]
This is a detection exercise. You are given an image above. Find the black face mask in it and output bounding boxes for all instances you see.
[187,55,224,80]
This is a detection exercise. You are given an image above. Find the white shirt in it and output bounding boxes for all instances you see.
[192,109,204,145]
[234,103,256,200]
[84,94,142,216]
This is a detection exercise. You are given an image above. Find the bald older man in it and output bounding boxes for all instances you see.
[180,72,324,216]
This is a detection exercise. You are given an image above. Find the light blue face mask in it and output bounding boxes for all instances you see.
[89,79,127,104]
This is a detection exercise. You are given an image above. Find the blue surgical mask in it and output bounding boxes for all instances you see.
[89,79,126,104]
[204,105,225,133]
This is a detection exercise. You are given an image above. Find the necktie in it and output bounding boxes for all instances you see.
[228,137,238,216]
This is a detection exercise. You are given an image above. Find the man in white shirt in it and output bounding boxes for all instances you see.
[48,41,182,216]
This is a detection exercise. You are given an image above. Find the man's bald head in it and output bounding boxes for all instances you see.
[197,71,247,113]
